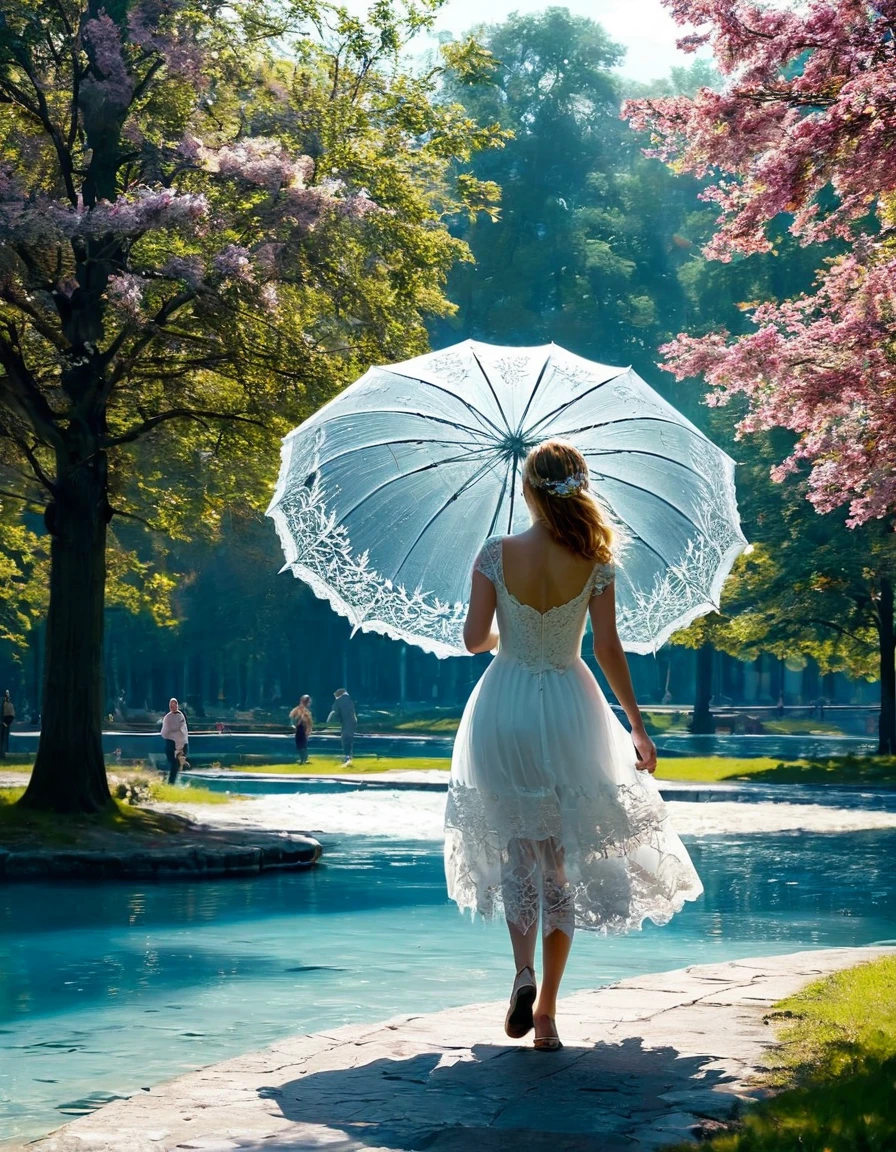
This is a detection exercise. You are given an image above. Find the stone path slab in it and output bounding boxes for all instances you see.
[18,946,894,1152]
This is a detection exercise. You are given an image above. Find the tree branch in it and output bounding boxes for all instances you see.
[0,340,64,448]
[0,485,45,513]
[0,31,77,203]
[803,616,871,647]
[104,407,266,448]
[0,286,69,351]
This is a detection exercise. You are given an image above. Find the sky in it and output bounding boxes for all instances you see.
[427,0,695,83]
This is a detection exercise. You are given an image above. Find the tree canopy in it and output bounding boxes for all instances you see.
[0,0,505,809]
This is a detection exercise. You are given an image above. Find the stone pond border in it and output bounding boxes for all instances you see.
[0,831,321,881]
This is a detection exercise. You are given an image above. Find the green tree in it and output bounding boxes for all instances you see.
[0,0,503,811]
[431,8,704,379]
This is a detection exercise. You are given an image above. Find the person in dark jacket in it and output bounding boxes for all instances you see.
[329,689,356,765]
[1,691,14,758]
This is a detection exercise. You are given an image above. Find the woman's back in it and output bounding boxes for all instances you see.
[502,528,597,614]
[476,533,612,674]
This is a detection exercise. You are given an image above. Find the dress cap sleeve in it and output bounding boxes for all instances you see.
[473,536,503,585]
[590,560,615,599]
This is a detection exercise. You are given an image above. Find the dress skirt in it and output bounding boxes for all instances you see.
[444,653,704,937]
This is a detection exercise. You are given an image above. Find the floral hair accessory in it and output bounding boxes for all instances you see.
[530,470,588,498]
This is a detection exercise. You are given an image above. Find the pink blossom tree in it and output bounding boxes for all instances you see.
[0,0,502,810]
[624,0,896,754]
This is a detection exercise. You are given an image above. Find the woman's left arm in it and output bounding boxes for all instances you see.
[463,569,499,654]
[589,581,657,773]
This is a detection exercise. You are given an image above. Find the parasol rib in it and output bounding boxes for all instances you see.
[525,368,627,437]
[331,446,500,528]
[388,372,505,439]
[468,344,512,434]
[389,458,501,584]
[515,349,553,434]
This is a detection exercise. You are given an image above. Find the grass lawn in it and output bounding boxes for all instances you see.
[671,956,896,1151]
[759,718,844,736]
[201,753,896,786]
[656,754,896,786]
[147,781,241,804]
[210,756,451,774]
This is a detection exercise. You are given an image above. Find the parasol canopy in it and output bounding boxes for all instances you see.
[267,340,747,657]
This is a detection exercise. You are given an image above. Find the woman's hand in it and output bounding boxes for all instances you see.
[631,725,657,774]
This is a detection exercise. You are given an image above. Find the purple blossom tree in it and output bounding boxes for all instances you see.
[0,0,502,810]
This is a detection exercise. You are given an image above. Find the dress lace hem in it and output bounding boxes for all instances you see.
[444,779,703,937]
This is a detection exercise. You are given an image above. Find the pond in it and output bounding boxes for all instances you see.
[2,781,895,1143]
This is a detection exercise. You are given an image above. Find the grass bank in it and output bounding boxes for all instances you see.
[0,778,241,848]
[672,956,896,1151]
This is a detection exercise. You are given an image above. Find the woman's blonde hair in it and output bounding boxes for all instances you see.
[523,440,614,564]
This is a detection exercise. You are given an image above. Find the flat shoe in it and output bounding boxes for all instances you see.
[504,966,537,1038]
[533,1014,562,1051]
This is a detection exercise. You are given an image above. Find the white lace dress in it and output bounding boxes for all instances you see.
[444,536,703,937]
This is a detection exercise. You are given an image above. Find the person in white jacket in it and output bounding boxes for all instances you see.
[160,698,189,783]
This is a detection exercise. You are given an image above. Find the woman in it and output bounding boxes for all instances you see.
[289,695,313,764]
[445,440,703,1051]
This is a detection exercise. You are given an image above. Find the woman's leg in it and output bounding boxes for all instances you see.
[503,839,539,973]
[507,916,538,974]
[535,840,575,1021]
[502,839,539,1037]
[535,928,573,1019]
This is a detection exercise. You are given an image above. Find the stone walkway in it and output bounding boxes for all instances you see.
[23,946,894,1152]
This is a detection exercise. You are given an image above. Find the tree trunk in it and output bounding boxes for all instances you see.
[20,448,111,813]
[879,576,896,756]
[690,642,715,734]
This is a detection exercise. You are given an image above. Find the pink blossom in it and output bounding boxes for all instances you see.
[259,283,279,310]
[0,187,208,246]
[625,0,896,522]
[337,191,381,219]
[81,14,134,112]
[106,272,146,319]
[202,139,315,192]
[624,1,896,256]
[213,244,255,284]
[253,243,285,277]
[128,0,205,84]
[160,255,205,288]
[662,249,896,523]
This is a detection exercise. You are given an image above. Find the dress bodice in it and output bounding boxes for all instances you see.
[474,535,614,674]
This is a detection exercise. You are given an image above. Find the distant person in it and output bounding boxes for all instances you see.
[776,693,785,719]
[289,695,313,765]
[1,691,14,758]
[329,688,356,765]
[160,697,189,783]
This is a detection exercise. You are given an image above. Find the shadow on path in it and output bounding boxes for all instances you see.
[243,1036,735,1151]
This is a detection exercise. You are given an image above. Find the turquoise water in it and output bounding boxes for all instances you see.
[1,824,895,1143]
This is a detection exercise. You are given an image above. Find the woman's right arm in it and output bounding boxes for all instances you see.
[588,582,657,773]
[463,569,499,654]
